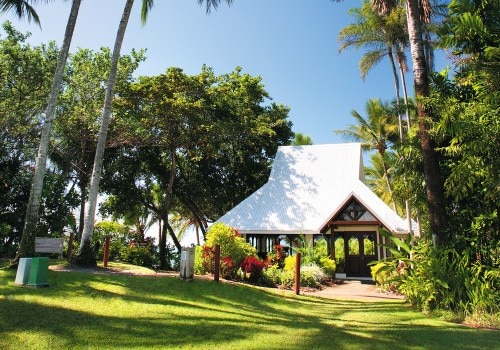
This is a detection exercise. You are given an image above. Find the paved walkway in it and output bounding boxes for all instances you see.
[301,280,405,302]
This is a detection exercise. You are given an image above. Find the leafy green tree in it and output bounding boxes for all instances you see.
[101,67,211,268]
[179,67,293,219]
[0,23,57,257]
[100,66,292,268]
[78,0,234,266]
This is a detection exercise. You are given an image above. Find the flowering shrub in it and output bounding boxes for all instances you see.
[267,244,286,268]
[239,256,267,284]
[221,256,235,279]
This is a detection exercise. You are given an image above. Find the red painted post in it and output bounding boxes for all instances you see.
[103,235,110,267]
[214,244,220,282]
[295,252,301,295]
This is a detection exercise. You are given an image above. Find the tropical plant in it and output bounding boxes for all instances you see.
[335,0,449,244]
[291,132,314,146]
[238,255,266,284]
[335,98,399,212]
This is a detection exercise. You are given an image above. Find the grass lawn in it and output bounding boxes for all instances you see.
[0,260,497,350]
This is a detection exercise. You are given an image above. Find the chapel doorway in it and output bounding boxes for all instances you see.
[343,232,377,277]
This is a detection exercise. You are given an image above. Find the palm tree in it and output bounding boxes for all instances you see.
[401,0,448,244]
[365,152,399,209]
[344,0,448,244]
[0,0,44,26]
[338,0,410,139]
[335,98,399,212]
[292,132,314,146]
[77,0,234,266]
[10,0,82,263]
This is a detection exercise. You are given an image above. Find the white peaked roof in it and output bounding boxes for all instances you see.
[216,143,414,234]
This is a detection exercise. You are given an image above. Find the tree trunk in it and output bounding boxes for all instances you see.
[396,49,413,235]
[16,0,81,262]
[406,0,447,244]
[388,47,404,140]
[159,219,168,269]
[166,222,182,252]
[397,53,411,130]
[77,0,134,265]
[380,149,398,214]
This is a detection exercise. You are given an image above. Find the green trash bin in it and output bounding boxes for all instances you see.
[15,258,32,285]
[28,257,49,287]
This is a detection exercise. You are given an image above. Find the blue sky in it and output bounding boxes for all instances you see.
[2,0,449,146]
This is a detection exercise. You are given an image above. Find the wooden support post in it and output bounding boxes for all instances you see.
[103,235,110,268]
[214,244,220,282]
[295,252,301,295]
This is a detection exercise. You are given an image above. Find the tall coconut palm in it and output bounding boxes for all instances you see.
[338,0,447,242]
[77,0,234,266]
[10,0,82,262]
[335,98,399,212]
[373,0,448,244]
[338,0,410,138]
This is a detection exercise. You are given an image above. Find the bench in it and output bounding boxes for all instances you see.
[35,237,64,257]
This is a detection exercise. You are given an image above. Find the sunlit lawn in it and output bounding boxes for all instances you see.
[0,261,497,350]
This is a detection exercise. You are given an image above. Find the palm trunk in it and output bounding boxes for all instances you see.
[77,0,134,265]
[380,149,398,214]
[396,49,413,234]
[406,0,447,244]
[397,52,412,130]
[164,146,181,252]
[16,0,81,262]
[387,47,404,140]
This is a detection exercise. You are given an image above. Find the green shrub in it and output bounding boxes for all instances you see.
[319,257,336,277]
[279,270,296,288]
[118,245,156,269]
[262,264,282,285]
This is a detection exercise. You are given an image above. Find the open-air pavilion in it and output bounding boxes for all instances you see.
[216,143,416,279]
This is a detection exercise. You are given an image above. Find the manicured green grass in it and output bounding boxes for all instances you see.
[0,262,496,350]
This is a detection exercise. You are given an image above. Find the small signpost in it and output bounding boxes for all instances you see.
[295,252,301,295]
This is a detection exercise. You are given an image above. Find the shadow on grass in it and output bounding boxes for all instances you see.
[0,269,497,350]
